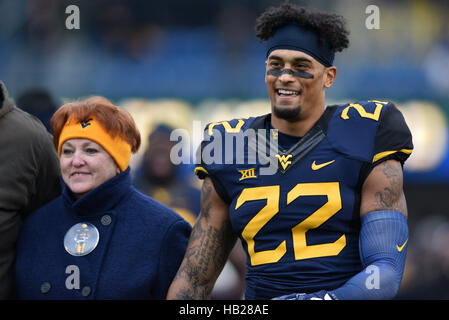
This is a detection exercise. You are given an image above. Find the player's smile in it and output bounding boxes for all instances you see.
[274,87,303,114]
[276,89,301,95]
[275,88,302,101]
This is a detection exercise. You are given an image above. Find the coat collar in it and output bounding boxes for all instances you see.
[62,167,132,216]
[0,81,15,118]
[0,81,4,106]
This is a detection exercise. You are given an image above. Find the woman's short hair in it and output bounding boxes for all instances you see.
[50,96,141,153]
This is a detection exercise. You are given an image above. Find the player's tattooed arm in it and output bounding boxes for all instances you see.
[360,159,408,217]
[166,177,236,299]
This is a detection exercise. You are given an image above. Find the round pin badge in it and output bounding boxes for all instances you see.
[64,222,99,256]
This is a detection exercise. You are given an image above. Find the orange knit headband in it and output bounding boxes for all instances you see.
[58,116,131,172]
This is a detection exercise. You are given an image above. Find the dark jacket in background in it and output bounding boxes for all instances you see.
[0,81,61,299]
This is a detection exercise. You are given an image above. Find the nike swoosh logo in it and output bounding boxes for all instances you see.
[311,160,335,170]
[396,239,408,252]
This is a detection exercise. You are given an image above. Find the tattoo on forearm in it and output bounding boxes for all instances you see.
[172,178,235,299]
[200,178,213,220]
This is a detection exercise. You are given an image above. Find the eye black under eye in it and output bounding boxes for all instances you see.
[266,68,314,79]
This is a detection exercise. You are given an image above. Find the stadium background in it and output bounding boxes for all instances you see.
[1,0,448,299]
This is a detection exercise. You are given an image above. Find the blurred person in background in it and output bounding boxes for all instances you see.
[134,123,246,299]
[16,88,59,132]
[0,80,60,299]
[396,215,449,299]
[133,123,201,226]
[424,19,449,96]
[14,96,191,299]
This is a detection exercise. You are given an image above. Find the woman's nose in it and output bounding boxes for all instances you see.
[71,152,86,167]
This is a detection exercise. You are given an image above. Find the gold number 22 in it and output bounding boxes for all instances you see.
[235,182,345,266]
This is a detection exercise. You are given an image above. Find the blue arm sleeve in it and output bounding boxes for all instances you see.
[328,210,408,300]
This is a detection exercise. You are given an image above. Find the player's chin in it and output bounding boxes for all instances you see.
[273,104,302,122]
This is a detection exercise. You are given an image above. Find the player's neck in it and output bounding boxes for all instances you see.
[271,104,325,137]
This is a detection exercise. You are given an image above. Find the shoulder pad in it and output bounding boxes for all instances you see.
[326,100,412,163]
[194,116,263,204]
[195,115,261,177]
[204,116,258,136]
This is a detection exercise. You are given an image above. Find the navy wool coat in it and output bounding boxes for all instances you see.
[14,168,191,299]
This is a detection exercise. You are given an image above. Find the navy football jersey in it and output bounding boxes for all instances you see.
[195,100,413,299]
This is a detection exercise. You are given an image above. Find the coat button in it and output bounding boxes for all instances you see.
[81,286,91,297]
[101,215,112,226]
[40,282,51,294]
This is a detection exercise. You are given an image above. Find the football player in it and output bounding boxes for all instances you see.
[167,3,413,300]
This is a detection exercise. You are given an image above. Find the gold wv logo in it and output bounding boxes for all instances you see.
[238,168,257,181]
[276,154,292,170]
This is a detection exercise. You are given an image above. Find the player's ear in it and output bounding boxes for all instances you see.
[323,66,337,88]
[264,60,268,84]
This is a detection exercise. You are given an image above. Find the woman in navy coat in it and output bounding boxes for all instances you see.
[14,96,191,299]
